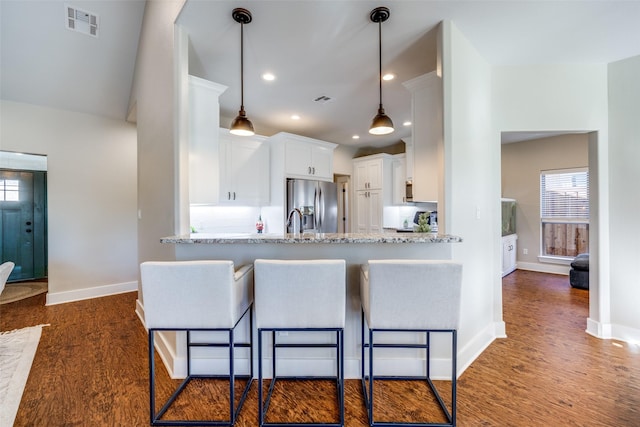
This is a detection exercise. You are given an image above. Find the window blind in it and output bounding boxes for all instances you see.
[540,169,589,220]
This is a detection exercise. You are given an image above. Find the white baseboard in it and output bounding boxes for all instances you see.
[46,281,138,305]
[586,317,640,345]
[516,262,570,275]
[457,322,499,376]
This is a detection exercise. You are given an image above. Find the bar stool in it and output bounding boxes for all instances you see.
[140,260,254,426]
[254,259,346,427]
[360,259,463,427]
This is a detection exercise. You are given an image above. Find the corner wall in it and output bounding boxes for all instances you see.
[131,0,186,274]
[607,55,640,340]
[441,22,504,375]
[0,100,138,302]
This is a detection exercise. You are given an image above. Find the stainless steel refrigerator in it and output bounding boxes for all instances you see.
[286,179,338,233]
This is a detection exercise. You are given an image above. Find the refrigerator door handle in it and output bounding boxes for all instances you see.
[315,185,321,231]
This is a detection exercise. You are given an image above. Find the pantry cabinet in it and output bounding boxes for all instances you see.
[352,154,392,232]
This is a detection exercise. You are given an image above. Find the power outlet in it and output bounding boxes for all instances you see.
[523,248,528,255]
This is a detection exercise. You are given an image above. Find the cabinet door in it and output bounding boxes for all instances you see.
[310,145,333,179]
[502,235,517,276]
[367,160,383,190]
[284,142,312,177]
[392,157,406,205]
[219,137,269,205]
[355,191,369,233]
[354,159,383,191]
[368,189,383,233]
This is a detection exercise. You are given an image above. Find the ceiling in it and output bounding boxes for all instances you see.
[2,1,640,148]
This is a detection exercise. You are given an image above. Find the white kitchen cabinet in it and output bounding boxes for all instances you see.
[502,234,518,277]
[355,189,383,233]
[188,75,227,205]
[355,158,383,191]
[218,130,269,205]
[275,133,336,181]
[402,71,441,203]
[392,154,407,205]
[352,154,392,232]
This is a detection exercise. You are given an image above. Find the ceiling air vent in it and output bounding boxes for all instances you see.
[65,4,99,38]
[313,95,334,105]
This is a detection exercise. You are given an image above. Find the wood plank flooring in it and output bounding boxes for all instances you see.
[1,270,639,426]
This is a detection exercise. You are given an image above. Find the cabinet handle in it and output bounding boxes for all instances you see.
[227,191,231,200]
[312,167,315,174]
[233,192,236,200]
[308,166,312,174]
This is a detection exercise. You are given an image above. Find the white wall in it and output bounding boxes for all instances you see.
[131,0,186,274]
[441,22,504,374]
[607,55,640,340]
[0,100,138,303]
[493,60,611,338]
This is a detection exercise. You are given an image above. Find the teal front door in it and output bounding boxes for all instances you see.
[0,169,47,282]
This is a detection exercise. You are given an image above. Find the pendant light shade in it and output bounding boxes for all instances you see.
[369,6,394,136]
[230,8,255,136]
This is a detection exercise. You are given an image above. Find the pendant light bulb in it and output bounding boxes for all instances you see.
[369,7,394,136]
[230,8,255,136]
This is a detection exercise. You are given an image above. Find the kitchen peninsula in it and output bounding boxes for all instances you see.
[159,231,462,379]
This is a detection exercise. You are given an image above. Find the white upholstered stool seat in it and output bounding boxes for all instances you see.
[254,259,346,427]
[360,259,463,427]
[140,260,254,426]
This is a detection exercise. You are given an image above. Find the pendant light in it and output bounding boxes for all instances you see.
[230,8,255,136]
[368,6,394,136]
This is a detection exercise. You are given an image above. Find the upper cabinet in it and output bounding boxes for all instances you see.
[354,157,384,191]
[402,71,442,203]
[270,132,337,181]
[218,130,269,205]
[188,76,226,205]
[188,75,269,206]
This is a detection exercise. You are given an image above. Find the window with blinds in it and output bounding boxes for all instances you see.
[540,168,589,258]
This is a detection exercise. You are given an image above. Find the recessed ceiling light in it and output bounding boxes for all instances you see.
[262,72,276,81]
[352,135,360,139]
[403,121,412,126]
[291,114,300,120]
[382,73,395,81]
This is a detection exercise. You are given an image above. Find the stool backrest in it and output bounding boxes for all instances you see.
[140,260,249,329]
[0,261,15,295]
[254,259,346,329]
[365,260,462,330]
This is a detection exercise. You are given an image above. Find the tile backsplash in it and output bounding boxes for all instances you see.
[190,205,262,234]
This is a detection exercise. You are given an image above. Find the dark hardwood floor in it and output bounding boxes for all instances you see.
[1,270,639,426]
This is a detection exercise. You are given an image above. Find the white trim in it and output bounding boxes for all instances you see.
[587,318,640,345]
[45,281,137,305]
[537,255,573,265]
[457,322,499,376]
[516,262,570,276]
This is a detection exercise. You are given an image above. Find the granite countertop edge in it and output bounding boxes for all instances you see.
[161,233,463,244]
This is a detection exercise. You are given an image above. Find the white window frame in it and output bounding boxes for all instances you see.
[538,167,589,263]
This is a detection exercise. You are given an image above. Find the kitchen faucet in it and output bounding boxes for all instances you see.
[286,208,303,234]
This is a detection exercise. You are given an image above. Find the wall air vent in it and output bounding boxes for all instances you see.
[65,4,99,38]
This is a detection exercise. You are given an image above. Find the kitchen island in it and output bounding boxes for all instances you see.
[154,232,462,379]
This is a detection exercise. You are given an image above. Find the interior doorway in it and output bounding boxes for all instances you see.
[0,152,48,282]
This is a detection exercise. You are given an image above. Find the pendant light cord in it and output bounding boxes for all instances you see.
[378,19,383,109]
[240,21,245,111]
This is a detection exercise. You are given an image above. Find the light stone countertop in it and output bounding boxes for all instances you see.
[161,232,462,244]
